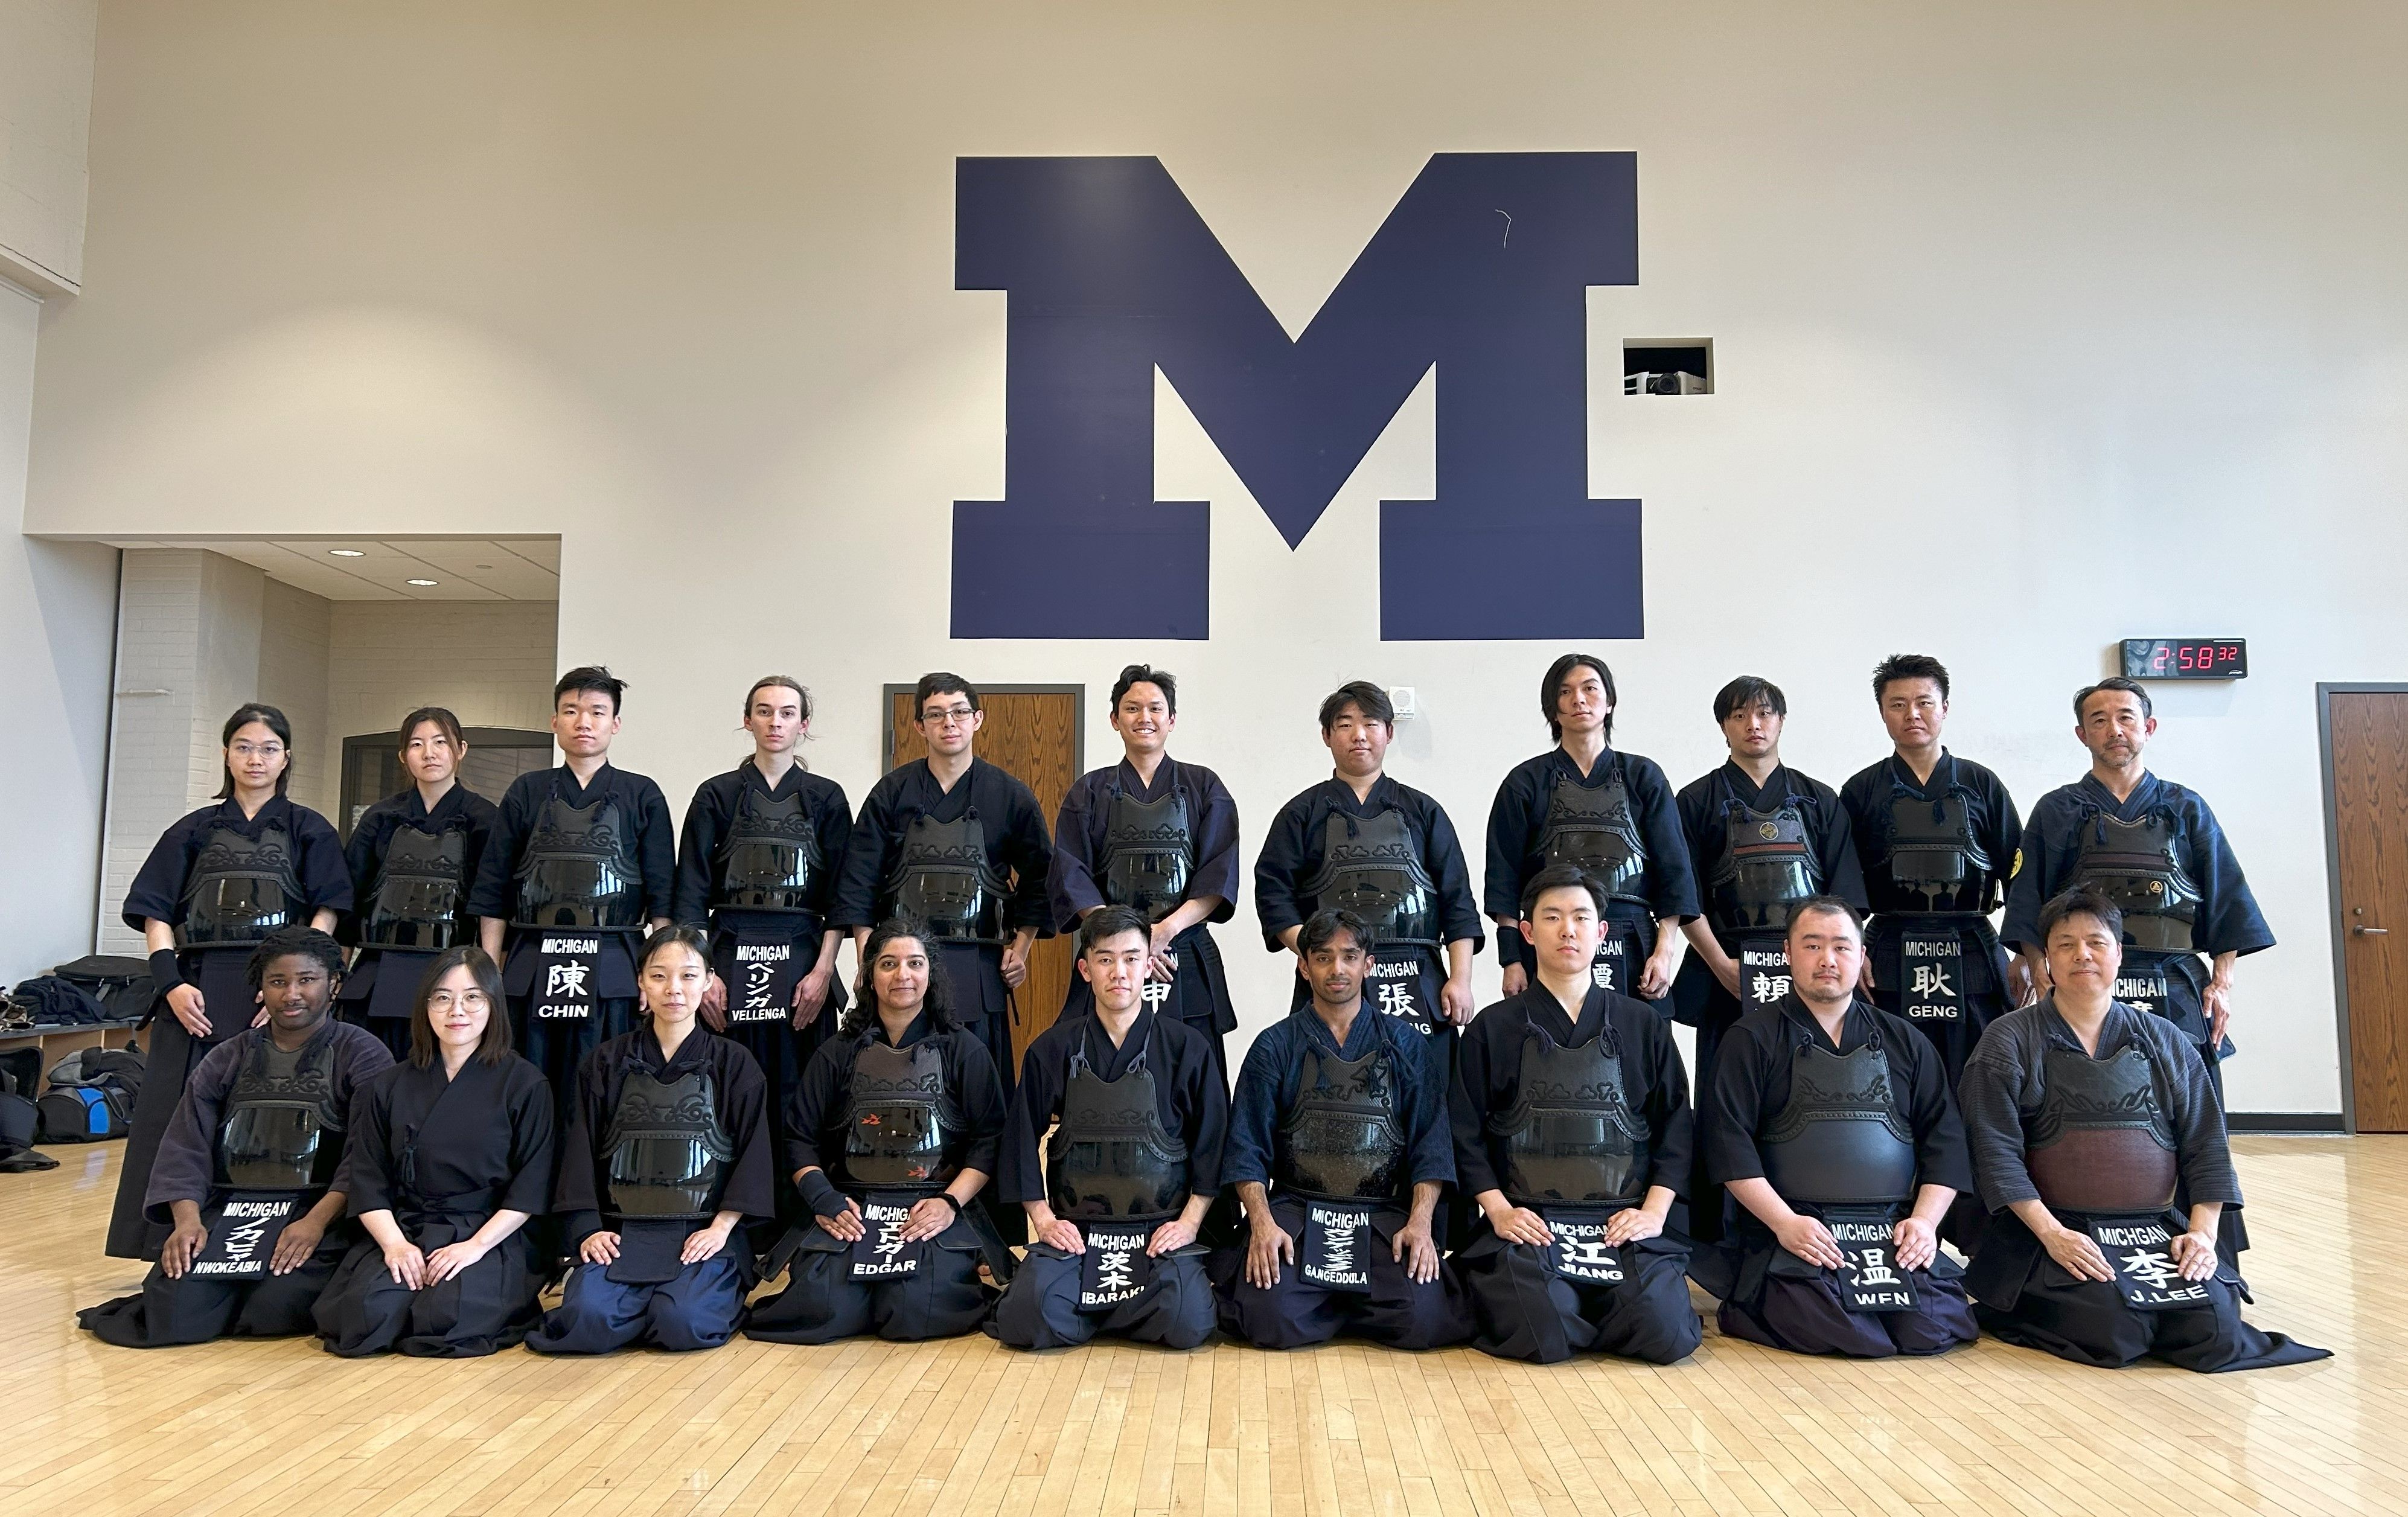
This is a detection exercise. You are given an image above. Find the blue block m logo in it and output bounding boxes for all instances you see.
[953,153,1641,640]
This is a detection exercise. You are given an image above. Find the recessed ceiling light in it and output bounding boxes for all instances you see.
[473,563,494,570]
[406,578,438,587]
[328,548,365,558]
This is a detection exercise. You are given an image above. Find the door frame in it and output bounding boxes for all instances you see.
[880,683,1085,773]
[2316,682,2408,1134]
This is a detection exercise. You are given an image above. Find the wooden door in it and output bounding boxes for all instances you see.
[2332,691,2408,1131]
[887,686,1082,1072]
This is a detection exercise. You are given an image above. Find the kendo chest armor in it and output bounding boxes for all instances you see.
[513,793,645,930]
[1099,788,1195,924]
[1876,781,1993,915]
[2072,811,2200,953]
[1489,1023,1652,1207]
[1276,1044,1408,1202]
[841,1039,961,1192]
[1300,809,1440,948]
[216,1038,345,1192]
[1759,1035,1919,1207]
[363,821,469,950]
[604,1065,735,1221]
[1045,1043,1190,1221]
[1538,768,1649,905]
[179,822,304,948]
[1710,791,1822,937]
[715,787,822,913]
[2026,1044,2179,1214]
[878,812,1011,944]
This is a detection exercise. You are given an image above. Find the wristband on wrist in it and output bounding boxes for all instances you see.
[933,1192,962,1215]
[148,948,186,994]
[797,1170,845,1219]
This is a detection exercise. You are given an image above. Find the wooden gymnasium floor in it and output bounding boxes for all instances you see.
[1,1139,2396,1517]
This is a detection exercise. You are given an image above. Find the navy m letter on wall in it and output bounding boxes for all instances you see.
[953,153,1641,640]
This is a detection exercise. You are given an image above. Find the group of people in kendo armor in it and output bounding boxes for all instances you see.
[77,654,2327,1373]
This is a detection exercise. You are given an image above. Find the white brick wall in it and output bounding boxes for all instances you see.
[98,551,208,953]
[325,601,561,807]
[258,576,333,816]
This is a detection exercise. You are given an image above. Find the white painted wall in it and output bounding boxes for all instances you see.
[0,0,95,295]
[25,2,2408,1110]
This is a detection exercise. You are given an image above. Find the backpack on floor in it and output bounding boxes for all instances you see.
[37,1047,142,1143]
[0,1062,57,1171]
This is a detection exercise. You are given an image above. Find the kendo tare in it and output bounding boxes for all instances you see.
[1253,682,1483,1079]
[674,675,854,1189]
[1838,653,2025,1082]
[1960,887,2327,1373]
[746,921,1016,1345]
[2004,677,2271,1087]
[991,906,1227,1350]
[1484,654,1697,1012]
[467,667,677,1127]
[109,703,353,1262]
[1697,899,1980,1358]
[527,928,776,1355]
[1049,664,1243,1081]
[80,930,393,1348]
[1216,908,1471,1351]
[340,707,499,1061]
[1449,868,1702,1365]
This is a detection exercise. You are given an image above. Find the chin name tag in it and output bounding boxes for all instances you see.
[533,935,602,1021]
[189,1193,301,1278]
[1077,1221,1157,1309]
[2088,1216,2213,1311]
[1542,1213,1627,1286]
[1300,1202,1375,1292]
[847,1198,927,1280]
[1828,1210,1918,1312]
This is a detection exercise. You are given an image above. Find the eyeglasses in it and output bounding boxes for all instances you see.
[922,706,976,726]
[229,742,287,761]
[426,990,490,1010]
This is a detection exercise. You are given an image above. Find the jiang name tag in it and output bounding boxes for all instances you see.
[1544,1215,1627,1286]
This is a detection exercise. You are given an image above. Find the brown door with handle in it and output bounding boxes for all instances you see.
[886,686,1081,1075]
[2331,690,2408,1131]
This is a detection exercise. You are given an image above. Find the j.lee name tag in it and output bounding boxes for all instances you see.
[1739,941,1791,1008]
[1077,1222,1156,1309]
[1830,1213,1917,1312]
[847,1199,925,1280]
[1300,1202,1373,1292]
[1542,1213,1626,1286]
[2089,1218,2212,1312]
[189,1193,299,1279]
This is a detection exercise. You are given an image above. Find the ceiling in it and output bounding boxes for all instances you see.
[99,537,561,601]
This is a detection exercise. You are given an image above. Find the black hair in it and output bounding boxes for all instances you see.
[1317,680,1393,733]
[1078,904,1152,960]
[840,919,959,1038]
[406,945,511,1068]
[1111,664,1177,715]
[1519,864,1606,918]
[244,926,343,990]
[1783,896,1865,940]
[1540,654,1616,742]
[1871,653,1950,706]
[397,706,465,756]
[216,703,295,799]
[2038,886,2124,945]
[2074,676,2153,723]
[637,924,713,975]
[743,675,814,725]
[915,671,980,718]
[1297,907,1372,959]
[554,665,627,715]
[1712,675,1787,724]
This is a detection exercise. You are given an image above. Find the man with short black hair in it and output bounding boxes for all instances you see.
[1839,653,2023,1082]
[1959,887,2326,1372]
[990,905,1226,1350]
[1216,908,1469,1349]
[2004,678,2271,1080]
[1448,866,1701,1364]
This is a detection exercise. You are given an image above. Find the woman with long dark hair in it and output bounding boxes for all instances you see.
[107,704,354,1261]
[745,920,1012,1344]
[313,945,554,1357]
[339,709,502,1061]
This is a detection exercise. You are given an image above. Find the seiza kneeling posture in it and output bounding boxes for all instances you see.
[1959,887,2328,1373]
[81,929,392,1347]
[526,927,775,1354]
[315,945,555,1357]
[1696,898,1980,1358]
[1449,867,1702,1365]
[991,906,1227,1350]
[746,921,1014,1344]
[1216,907,1471,1350]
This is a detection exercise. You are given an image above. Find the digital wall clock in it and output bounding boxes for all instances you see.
[2119,638,2247,679]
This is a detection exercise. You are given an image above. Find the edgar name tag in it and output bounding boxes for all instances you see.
[2089,1217,2213,1312]
[188,1194,299,1278]
[1300,1202,1374,1292]
[847,1199,925,1280]
[1077,1222,1156,1309]
[1830,1212,1918,1312]
[1543,1213,1627,1286]
[1739,941,1791,1008]
[1901,935,1964,1023]
[731,939,792,1023]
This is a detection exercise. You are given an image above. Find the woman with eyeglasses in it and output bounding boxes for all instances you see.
[106,703,353,1262]
[314,945,554,1357]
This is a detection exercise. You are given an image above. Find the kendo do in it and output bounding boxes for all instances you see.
[81,929,394,1348]
[1217,908,1471,1351]
[1697,899,1980,1358]
[991,905,1227,1351]
[1960,887,2326,1373]
[1449,867,1702,1365]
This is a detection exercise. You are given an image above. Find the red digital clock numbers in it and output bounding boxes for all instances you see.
[2119,639,2247,680]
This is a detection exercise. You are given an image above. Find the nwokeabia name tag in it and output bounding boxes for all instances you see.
[1542,1213,1627,1286]
[1300,1202,1374,1292]
[2088,1217,2213,1311]
[1077,1222,1157,1309]
[534,935,602,1021]
[188,1194,299,1278]
[1828,1212,1917,1312]
[847,1199,925,1280]
[730,939,792,1023]
[1739,941,1791,1008]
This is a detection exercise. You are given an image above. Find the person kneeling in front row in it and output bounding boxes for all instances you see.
[991,906,1225,1350]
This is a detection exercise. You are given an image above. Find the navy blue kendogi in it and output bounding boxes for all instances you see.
[342,782,499,1059]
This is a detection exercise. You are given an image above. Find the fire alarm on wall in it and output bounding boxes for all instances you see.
[1388,686,1418,720]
